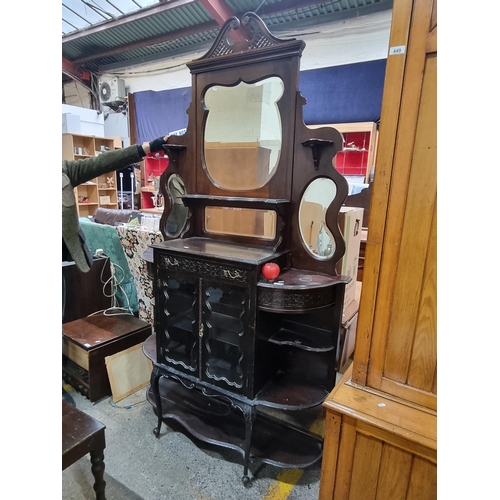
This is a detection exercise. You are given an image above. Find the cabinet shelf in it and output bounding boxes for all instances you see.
[308,122,378,182]
[147,376,323,470]
[267,327,334,352]
[62,133,121,217]
[144,333,329,411]
[207,327,242,347]
[141,153,168,210]
[254,371,329,410]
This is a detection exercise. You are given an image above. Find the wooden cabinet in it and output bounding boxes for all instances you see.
[310,122,378,183]
[142,11,352,485]
[319,0,437,498]
[140,152,169,210]
[321,376,437,500]
[150,238,348,481]
[62,133,120,217]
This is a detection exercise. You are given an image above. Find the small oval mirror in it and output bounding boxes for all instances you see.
[298,178,337,260]
[165,174,188,238]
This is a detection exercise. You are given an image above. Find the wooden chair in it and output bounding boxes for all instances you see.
[62,401,107,499]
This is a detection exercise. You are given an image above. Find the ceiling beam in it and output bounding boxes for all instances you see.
[72,20,219,65]
[63,0,394,72]
[63,0,197,42]
[197,0,235,26]
[198,0,245,41]
[62,57,91,85]
[62,0,328,45]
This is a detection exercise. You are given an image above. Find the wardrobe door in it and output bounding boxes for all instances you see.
[353,0,437,410]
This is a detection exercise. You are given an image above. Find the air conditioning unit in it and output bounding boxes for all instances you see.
[99,78,126,104]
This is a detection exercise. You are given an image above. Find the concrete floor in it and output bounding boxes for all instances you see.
[62,381,329,500]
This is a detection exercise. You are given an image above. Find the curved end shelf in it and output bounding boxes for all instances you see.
[146,377,323,470]
[258,268,349,313]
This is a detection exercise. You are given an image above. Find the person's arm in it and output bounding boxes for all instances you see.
[138,136,169,157]
[63,136,169,186]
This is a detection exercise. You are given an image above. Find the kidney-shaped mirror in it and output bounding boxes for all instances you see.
[203,76,284,191]
[299,178,337,260]
[165,174,188,238]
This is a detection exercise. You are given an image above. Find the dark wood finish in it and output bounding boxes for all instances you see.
[147,375,323,465]
[63,257,112,323]
[257,268,349,313]
[344,182,372,228]
[290,101,348,274]
[146,11,350,484]
[62,400,106,500]
[63,313,152,402]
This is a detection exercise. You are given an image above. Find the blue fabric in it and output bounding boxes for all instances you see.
[132,60,387,139]
[134,87,191,144]
[299,59,387,125]
[79,218,139,313]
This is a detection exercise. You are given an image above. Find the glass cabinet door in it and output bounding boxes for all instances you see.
[202,282,248,391]
[157,269,198,374]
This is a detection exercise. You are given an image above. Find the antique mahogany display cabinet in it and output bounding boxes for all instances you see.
[142,12,351,484]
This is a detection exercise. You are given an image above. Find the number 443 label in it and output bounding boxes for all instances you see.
[389,45,406,55]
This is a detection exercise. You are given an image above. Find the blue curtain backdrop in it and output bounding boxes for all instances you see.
[134,87,191,144]
[133,59,387,142]
[299,59,387,125]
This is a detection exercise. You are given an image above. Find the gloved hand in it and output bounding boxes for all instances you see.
[149,136,168,153]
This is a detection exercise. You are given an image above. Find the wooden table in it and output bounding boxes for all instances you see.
[62,401,107,499]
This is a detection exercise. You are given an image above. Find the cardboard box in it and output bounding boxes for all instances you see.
[338,281,362,373]
[62,113,81,134]
[336,206,364,311]
[338,311,359,373]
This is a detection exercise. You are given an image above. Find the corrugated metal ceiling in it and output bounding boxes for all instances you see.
[62,0,393,79]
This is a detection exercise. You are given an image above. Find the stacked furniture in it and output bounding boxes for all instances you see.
[142,12,351,484]
[63,313,152,402]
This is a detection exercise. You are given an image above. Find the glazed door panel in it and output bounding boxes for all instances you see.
[202,280,249,393]
[154,248,256,397]
[156,269,199,375]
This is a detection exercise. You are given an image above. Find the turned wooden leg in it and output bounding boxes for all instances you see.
[151,364,163,437]
[242,404,256,486]
[90,449,106,500]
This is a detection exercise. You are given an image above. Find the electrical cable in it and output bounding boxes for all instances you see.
[87,253,134,317]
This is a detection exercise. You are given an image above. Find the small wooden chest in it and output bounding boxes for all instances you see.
[62,313,152,402]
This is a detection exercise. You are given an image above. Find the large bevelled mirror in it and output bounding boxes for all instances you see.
[203,76,284,191]
[299,178,337,260]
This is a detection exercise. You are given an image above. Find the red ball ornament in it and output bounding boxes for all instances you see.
[262,262,280,280]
